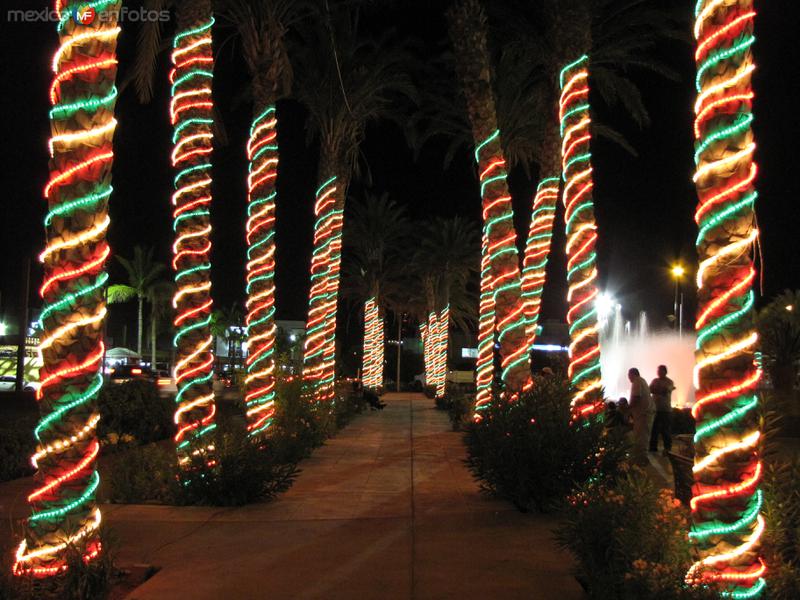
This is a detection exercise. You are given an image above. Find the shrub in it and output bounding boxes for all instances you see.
[762,457,800,599]
[464,376,627,512]
[0,527,118,600]
[334,391,366,430]
[102,442,180,504]
[557,469,717,600]
[0,424,35,482]
[270,379,330,462]
[435,391,472,431]
[180,435,299,506]
[97,380,174,446]
[448,392,472,431]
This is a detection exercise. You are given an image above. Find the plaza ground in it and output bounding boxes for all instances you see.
[0,393,583,599]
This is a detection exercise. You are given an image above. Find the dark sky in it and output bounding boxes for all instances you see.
[0,0,797,340]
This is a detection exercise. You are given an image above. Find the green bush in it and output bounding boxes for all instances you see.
[270,379,330,462]
[557,468,717,600]
[97,380,174,445]
[0,527,118,600]
[102,442,180,504]
[0,424,35,482]
[762,457,800,600]
[334,391,366,430]
[447,392,472,431]
[180,435,299,506]
[464,376,627,512]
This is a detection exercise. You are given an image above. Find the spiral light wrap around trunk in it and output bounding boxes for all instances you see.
[522,177,560,351]
[15,0,120,577]
[433,305,450,398]
[473,230,495,419]
[244,105,279,437]
[362,297,383,389]
[170,14,218,465]
[687,2,765,597]
[558,56,602,418]
[302,175,344,404]
[422,312,435,389]
[475,131,533,396]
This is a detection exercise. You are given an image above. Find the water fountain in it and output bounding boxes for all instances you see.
[599,305,696,407]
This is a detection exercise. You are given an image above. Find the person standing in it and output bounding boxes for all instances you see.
[649,364,675,455]
[628,368,654,464]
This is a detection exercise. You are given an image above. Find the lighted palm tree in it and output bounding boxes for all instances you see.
[15,0,122,577]
[146,280,174,369]
[291,4,416,403]
[133,0,220,467]
[413,217,479,397]
[217,0,307,437]
[343,192,408,390]
[446,0,531,396]
[107,246,168,357]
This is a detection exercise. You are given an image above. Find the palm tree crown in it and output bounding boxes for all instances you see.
[108,246,168,357]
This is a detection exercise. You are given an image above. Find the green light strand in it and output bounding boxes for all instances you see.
[29,472,99,522]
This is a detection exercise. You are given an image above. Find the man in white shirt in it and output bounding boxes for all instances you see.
[628,367,654,463]
[649,365,676,454]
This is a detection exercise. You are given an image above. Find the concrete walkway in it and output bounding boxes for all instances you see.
[3,393,583,599]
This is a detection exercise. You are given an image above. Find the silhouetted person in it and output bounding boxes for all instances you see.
[616,397,633,430]
[364,388,386,410]
[628,368,654,464]
[649,365,675,454]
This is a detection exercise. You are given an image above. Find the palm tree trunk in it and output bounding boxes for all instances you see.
[523,109,561,351]
[150,308,157,368]
[137,296,144,357]
[170,0,217,470]
[302,151,349,404]
[474,229,495,417]
[17,3,121,577]
[558,55,603,418]
[243,79,279,438]
[434,305,450,398]
[688,4,764,596]
[362,297,381,389]
[447,0,531,396]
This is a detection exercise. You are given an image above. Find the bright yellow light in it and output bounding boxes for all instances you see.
[787,305,794,312]
[671,265,685,278]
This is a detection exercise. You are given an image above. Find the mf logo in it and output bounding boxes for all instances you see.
[73,5,96,25]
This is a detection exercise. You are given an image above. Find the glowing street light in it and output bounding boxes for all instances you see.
[671,264,685,335]
[0,322,6,337]
[595,292,618,323]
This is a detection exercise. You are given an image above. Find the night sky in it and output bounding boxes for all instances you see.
[0,1,797,341]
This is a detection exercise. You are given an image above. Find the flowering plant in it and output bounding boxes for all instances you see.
[557,469,716,599]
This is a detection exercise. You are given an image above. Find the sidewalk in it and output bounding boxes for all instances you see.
[1,393,583,599]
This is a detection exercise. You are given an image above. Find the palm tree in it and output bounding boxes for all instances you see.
[16,3,122,577]
[147,281,174,369]
[757,290,800,401]
[446,0,532,397]
[291,4,416,403]
[343,193,408,390]
[689,3,763,595]
[107,246,168,357]
[210,303,245,376]
[216,0,307,437]
[413,217,479,398]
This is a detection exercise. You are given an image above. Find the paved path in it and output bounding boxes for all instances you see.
[3,393,583,599]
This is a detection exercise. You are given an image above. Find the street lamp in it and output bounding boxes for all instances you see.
[0,322,6,337]
[671,265,685,335]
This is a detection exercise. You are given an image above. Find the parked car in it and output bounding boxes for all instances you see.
[108,364,156,384]
[156,370,177,397]
[0,375,37,393]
